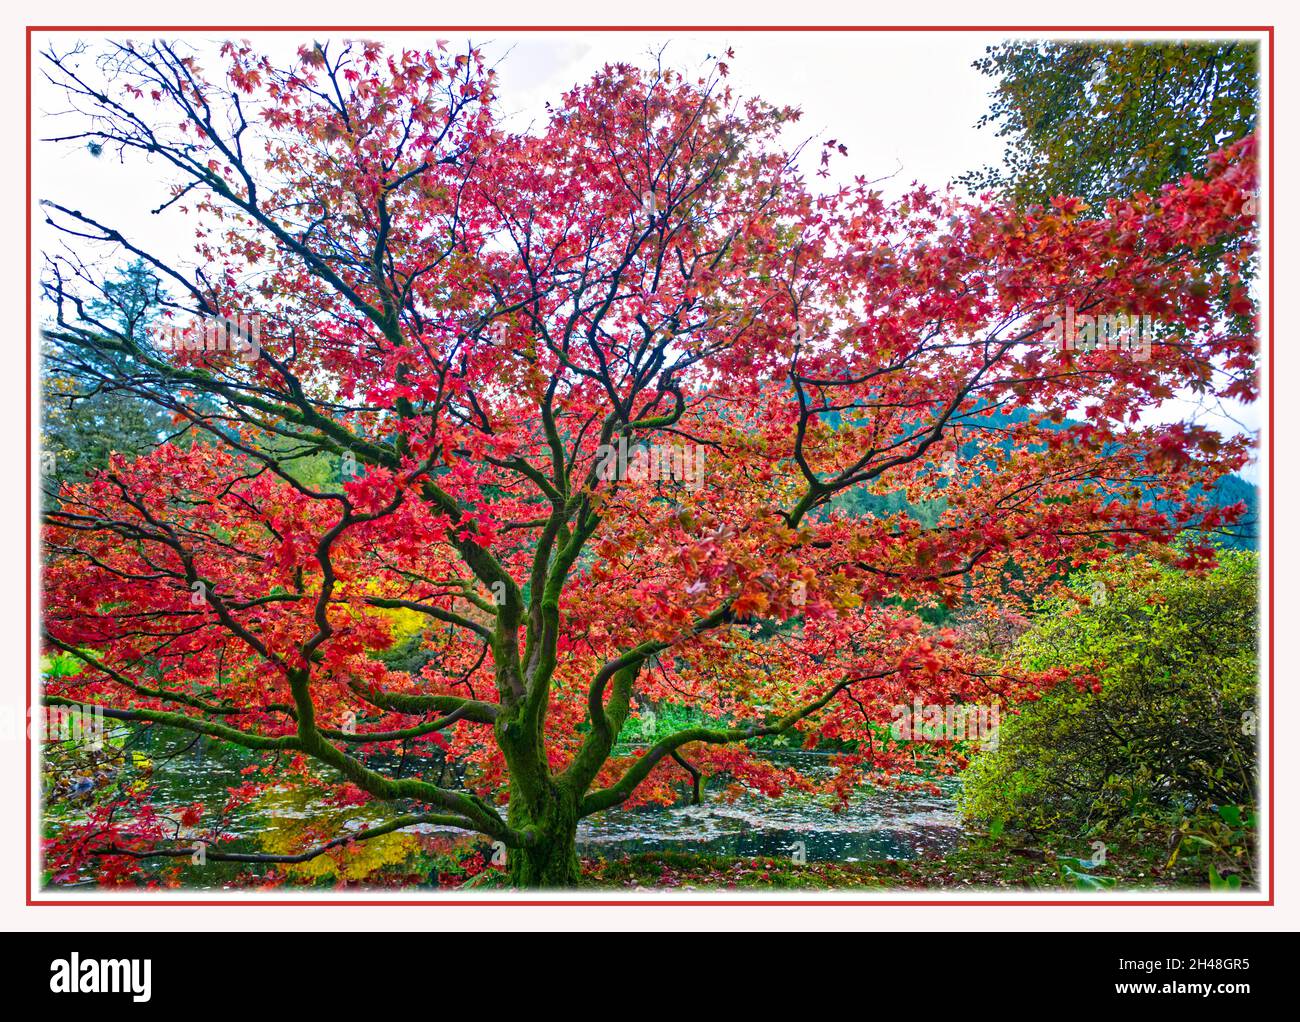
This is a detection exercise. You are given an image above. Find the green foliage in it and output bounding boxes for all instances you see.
[1054,856,1118,891]
[41,260,175,497]
[41,652,86,679]
[831,485,945,529]
[963,41,1258,206]
[960,552,1258,835]
[374,627,440,674]
[615,702,716,746]
[1165,803,1256,887]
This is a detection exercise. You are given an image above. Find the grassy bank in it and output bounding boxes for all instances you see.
[570,827,1256,892]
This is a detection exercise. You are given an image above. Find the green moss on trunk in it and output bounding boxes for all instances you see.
[509,823,581,887]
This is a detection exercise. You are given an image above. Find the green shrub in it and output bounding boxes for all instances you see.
[960,551,1258,835]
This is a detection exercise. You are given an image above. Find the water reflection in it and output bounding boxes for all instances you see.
[81,735,962,880]
[578,749,960,863]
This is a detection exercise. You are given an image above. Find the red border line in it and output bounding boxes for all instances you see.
[25,22,34,913]
[1266,23,1275,910]
[24,25,1279,31]
[26,898,1274,906]
[25,23,1276,909]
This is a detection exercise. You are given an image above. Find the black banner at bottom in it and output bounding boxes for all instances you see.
[15,931,1281,1009]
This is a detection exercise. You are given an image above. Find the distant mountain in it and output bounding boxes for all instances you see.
[823,405,1258,550]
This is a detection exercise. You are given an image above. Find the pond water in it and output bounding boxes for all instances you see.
[579,748,961,863]
[50,732,963,885]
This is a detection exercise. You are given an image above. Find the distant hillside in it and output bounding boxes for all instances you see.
[823,406,1258,551]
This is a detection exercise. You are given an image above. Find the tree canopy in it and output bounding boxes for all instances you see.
[39,40,1258,886]
[962,40,1258,208]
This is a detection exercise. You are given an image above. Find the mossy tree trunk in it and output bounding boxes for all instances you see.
[498,697,583,888]
[507,795,581,887]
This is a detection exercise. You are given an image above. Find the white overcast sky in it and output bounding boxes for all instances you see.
[30,30,1262,478]
[32,31,1012,246]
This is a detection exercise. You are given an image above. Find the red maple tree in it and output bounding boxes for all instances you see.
[40,41,1257,886]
